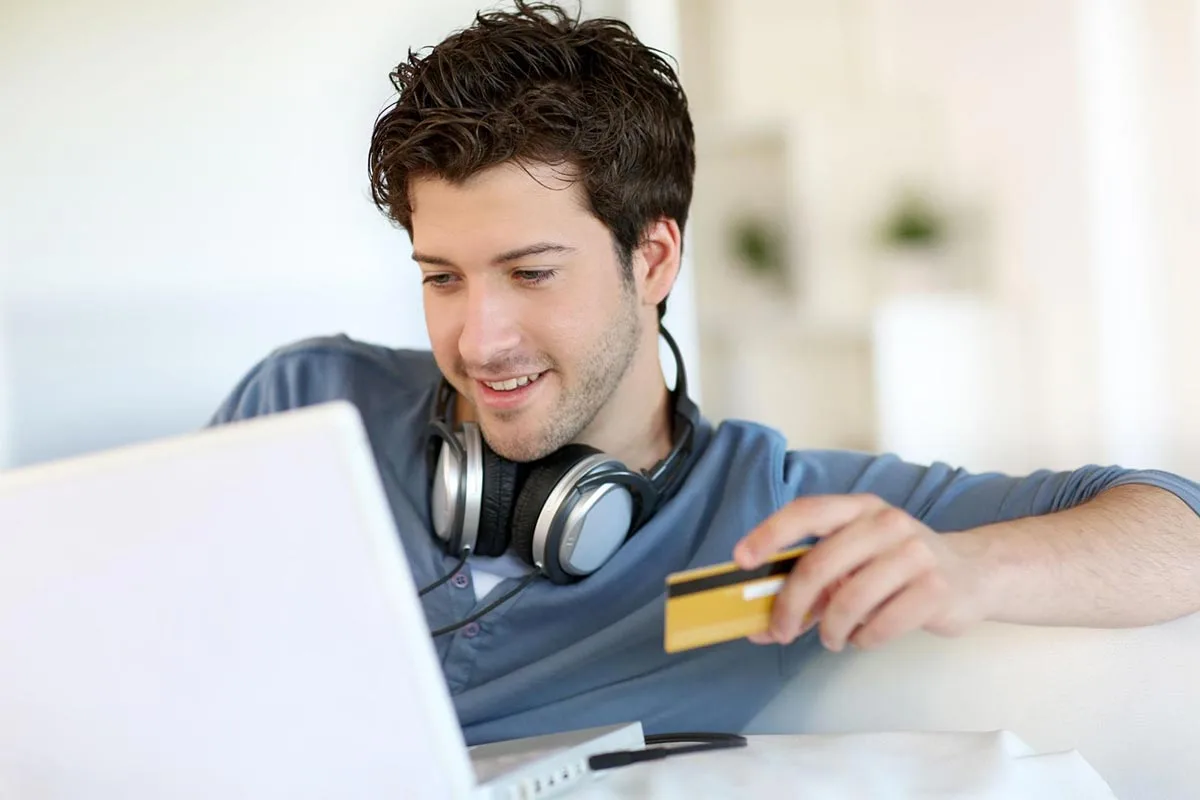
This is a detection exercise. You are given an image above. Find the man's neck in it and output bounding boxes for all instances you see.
[576,340,674,474]
[598,386,672,475]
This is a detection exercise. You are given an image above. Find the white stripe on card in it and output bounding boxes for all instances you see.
[742,576,785,601]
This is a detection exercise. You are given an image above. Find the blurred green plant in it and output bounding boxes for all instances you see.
[878,189,946,249]
[730,216,785,279]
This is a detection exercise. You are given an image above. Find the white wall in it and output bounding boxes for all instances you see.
[683,0,1200,477]
[0,283,10,470]
[874,0,1199,474]
[1150,0,1200,476]
[681,0,1096,471]
[1078,0,1169,470]
[0,0,466,465]
[0,0,700,467]
[870,0,1100,472]
[607,0,703,400]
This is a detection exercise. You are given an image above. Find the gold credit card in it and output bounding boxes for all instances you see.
[663,544,813,653]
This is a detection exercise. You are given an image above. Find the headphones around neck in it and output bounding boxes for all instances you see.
[425,326,699,585]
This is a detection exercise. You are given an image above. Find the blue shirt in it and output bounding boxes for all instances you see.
[209,334,1200,746]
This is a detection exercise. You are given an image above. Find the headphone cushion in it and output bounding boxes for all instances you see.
[511,443,603,569]
[474,442,521,557]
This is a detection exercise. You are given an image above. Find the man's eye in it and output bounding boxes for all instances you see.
[514,269,557,285]
[422,273,456,287]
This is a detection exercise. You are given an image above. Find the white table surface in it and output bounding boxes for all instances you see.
[569,730,1120,799]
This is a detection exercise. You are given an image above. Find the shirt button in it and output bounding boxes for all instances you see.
[462,622,481,638]
[452,573,470,589]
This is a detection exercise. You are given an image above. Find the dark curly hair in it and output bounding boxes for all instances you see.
[367,1,695,319]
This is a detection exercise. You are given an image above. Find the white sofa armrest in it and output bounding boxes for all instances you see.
[746,613,1200,800]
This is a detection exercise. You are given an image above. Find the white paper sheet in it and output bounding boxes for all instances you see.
[572,730,1119,799]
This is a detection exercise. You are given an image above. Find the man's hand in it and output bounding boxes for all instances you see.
[733,494,993,651]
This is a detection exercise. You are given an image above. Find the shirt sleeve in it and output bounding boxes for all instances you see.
[207,357,270,427]
[779,449,1200,532]
[207,345,356,427]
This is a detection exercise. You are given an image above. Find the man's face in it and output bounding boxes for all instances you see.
[410,161,642,462]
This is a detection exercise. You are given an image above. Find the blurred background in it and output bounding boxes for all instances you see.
[1,0,1198,479]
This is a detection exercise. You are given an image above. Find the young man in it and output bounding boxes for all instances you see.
[210,2,1200,745]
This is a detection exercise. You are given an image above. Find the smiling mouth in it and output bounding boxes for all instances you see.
[480,371,545,392]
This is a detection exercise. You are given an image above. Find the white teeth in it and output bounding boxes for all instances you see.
[484,372,542,392]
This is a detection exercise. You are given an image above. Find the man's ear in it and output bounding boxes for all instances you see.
[633,218,682,311]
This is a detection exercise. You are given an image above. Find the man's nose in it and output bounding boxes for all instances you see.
[458,284,521,370]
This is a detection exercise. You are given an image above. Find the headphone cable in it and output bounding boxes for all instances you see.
[430,571,540,637]
[417,552,470,597]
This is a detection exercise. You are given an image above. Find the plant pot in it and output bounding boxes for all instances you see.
[873,246,956,297]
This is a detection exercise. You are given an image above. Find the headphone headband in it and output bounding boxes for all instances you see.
[642,325,698,507]
[423,325,700,582]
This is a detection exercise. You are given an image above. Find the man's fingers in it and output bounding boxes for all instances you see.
[819,537,932,651]
[849,573,946,651]
[768,509,914,642]
[735,494,888,569]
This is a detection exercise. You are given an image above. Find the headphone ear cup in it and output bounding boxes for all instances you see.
[511,444,606,583]
[474,442,521,557]
[510,464,566,570]
[428,432,463,553]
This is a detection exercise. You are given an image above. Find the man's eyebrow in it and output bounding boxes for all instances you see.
[411,242,576,268]
[492,242,576,264]
[411,251,457,267]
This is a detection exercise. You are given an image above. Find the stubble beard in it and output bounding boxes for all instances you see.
[481,294,643,463]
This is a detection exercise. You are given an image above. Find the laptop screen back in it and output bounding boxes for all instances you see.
[0,402,475,800]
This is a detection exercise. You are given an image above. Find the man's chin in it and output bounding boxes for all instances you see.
[482,436,556,463]
[477,419,556,463]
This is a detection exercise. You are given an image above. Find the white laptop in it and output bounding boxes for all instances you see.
[0,401,642,799]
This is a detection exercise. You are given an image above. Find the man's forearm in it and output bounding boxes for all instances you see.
[951,484,1200,628]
